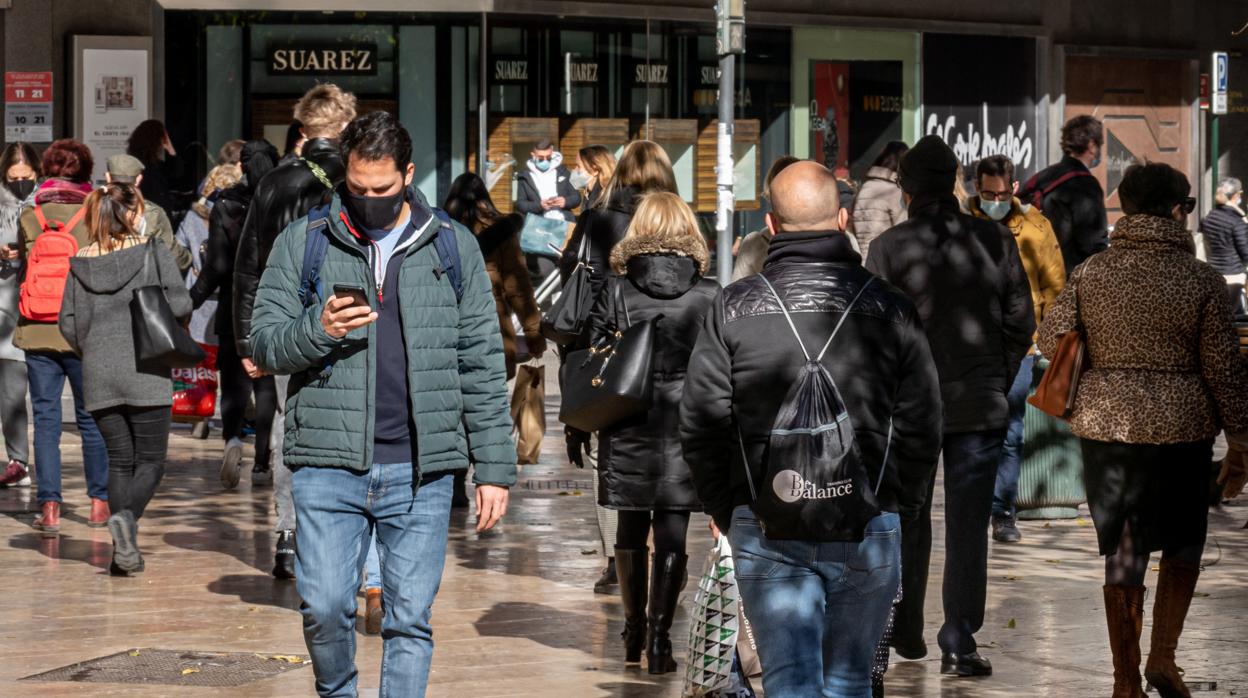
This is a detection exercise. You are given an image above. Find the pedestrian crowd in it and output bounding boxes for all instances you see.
[1,82,1245,698]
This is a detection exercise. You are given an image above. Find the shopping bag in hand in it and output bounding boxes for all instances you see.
[683,536,742,696]
[511,363,546,465]
[172,344,219,420]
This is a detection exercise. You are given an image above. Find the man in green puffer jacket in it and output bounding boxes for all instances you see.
[250,112,514,698]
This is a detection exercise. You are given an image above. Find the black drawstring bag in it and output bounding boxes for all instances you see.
[132,240,205,369]
[542,233,594,346]
[748,276,886,543]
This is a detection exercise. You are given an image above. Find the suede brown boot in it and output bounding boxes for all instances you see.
[1144,558,1200,698]
[364,588,383,635]
[1103,585,1146,698]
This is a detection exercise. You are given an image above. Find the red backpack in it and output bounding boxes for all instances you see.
[19,203,85,322]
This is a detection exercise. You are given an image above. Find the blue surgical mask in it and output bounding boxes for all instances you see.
[1089,146,1102,169]
[979,197,1012,221]
[535,159,552,173]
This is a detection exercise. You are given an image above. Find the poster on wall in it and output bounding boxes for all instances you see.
[72,36,153,184]
[809,60,903,180]
[922,34,1038,184]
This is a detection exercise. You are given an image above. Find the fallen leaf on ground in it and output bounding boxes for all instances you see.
[1004,575,1021,581]
[129,651,141,657]
[1076,518,1091,527]
[181,668,200,675]
[1044,559,1063,564]
[1043,523,1052,529]
[269,655,305,664]
[1007,618,1017,629]
[1193,591,1210,598]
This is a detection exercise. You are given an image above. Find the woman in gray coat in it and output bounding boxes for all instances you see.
[59,183,192,576]
[0,143,37,487]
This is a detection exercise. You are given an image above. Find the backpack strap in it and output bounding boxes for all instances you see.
[758,274,874,363]
[430,207,465,303]
[33,202,87,235]
[1029,169,1094,208]
[297,204,333,309]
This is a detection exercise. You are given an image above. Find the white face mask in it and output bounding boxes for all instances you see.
[137,214,148,237]
[569,169,591,190]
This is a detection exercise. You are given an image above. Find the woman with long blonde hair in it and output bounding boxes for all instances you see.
[59,183,192,576]
[586,191,719,675]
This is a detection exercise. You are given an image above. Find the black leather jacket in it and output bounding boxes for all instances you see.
[232,138,344,356]
[680,232,943,532]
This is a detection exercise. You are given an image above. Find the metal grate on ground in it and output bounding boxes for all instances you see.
[21,648,310,687]
[522,478,593,491]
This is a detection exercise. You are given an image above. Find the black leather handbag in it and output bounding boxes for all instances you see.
[132,240,205,369]
[559,281,655,433]
[541,233,594,346]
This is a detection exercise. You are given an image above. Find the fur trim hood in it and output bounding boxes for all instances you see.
[610,228,710,276]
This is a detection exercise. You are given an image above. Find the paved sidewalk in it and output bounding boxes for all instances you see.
[1,388,1245,696]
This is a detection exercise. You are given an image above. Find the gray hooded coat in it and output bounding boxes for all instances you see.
[0,184,28,362]
[59,239,192,412]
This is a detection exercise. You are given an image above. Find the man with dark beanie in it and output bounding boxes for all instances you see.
[866,135,1035,677]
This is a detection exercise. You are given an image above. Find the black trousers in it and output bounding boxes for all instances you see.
[93,405,172,520]
[218,334,277,467]
[894,429,1006,655]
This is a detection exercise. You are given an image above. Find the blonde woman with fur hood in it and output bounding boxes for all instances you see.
[584,191,719,676]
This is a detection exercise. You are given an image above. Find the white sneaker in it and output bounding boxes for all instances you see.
[220,438,245,490]
[15,475,30,487]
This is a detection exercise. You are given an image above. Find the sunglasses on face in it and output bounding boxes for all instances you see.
[1179,197,1196,215]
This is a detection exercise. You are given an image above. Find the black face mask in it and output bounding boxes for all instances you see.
[340,186,405,235]
[4,179,35,201]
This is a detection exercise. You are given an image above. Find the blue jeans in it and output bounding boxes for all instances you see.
[293,463,453,698]
[993,354,1034,518]
[364,532,381,590]
[27,352,108,504]
[729,506,901,698]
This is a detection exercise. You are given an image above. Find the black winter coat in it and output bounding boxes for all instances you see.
[232,138,344,356]
[559,186,639,302]
[680,232,943,532]
[190,184,248,338]
[866,194,1035,434]
[1019,155,1108,274]
[590,236,719,512]
[515,164,581,222]
[1199,204,1248,276]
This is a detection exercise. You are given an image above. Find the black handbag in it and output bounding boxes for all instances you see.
[541,232,594,346]
[559,281,655,433]
[131,240,205,369]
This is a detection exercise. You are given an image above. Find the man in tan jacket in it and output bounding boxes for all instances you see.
[967,154,1065,543]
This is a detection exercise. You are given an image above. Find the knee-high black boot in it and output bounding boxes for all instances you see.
[647,550,688,675]
[615,547,649,663]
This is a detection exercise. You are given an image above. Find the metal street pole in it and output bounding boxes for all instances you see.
[715,0,745,286]
[716,56,735,286]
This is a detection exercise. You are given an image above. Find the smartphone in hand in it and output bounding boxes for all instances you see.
[332,283,371,310]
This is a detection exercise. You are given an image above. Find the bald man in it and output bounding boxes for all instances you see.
[681,161,942,696]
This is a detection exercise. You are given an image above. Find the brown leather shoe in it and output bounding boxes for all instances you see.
[364,588,383,635]
[88,498,110,528]
[33,502,60,537]
[1145,558,1200,698]
[1103,584,1146,698]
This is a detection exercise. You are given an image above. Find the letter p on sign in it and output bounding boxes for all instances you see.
[1214,51,1229,115]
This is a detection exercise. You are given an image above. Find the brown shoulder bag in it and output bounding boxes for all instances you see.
[1028,265,1089,420]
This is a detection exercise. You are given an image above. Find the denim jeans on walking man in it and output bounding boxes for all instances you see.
[730,505,901,698]
[27,352,108,504]
[993,354,1035,519]
[293,462,453,698]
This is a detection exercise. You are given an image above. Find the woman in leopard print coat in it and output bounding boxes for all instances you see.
[1038,163,1248,698]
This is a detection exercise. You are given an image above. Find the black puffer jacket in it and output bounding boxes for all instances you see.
[1018,155,1108,274]
[866,194,1035,434]
[680,232,943,532]
[590,230,719,512]
[232,137,344,355]
[1199,203,1248,276]
[559,186,639,303]
[191,140,279,339]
